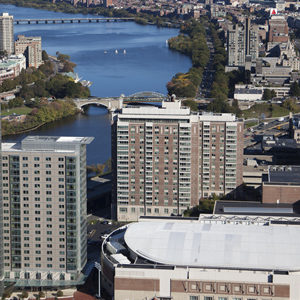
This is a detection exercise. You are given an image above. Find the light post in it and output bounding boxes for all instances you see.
[95,262,101,299]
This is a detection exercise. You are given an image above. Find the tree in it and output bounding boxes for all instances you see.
[290,82,300,96]
[263,89,273,100]
[182,99,198,111]
[42,50,49,61]
[282,98,298,112]
[21,291,29,299]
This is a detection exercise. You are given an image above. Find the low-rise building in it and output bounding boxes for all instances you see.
[0,54,26,83]
[262,165,300,204]
[234,84,263,101]
[101,214,300,300]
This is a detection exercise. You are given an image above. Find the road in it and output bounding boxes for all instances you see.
[244,117,292,148]
[197,26,215,98]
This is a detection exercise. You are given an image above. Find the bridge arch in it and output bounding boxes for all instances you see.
[77,102,110,110]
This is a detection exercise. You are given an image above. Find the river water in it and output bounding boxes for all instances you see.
[2,4,191,164]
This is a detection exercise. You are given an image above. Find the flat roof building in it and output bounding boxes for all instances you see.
[262,165,300,204]
[2,136,93,288]
[101,214,298,300]
[111,100,244,221]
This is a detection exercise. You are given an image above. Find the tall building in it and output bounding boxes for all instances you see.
[227,19,258,68]
[0,13,14,56]
[111,100,243,221]
[0,106,3,298]
[15,35,42,69]
[2,136,93,288]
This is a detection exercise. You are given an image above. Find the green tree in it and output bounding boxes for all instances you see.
[42,50,49,61]
[262,89,274,100]
[182,99,198,111]
[290,82,300,96]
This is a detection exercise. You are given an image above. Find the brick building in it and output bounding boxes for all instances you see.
[111,100,244,221]
[262,165,300,204]
[15,35,43,68]
[268,15,289,43]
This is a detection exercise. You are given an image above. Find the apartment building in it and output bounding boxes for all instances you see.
[227,18,259,68]
[0,13,14,55]
[1,136,93,288]
[111,100,243,221]
[15,35,43,68]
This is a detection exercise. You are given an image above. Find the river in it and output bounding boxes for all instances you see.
[1,4,191,164]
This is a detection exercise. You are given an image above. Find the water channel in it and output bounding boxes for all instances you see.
[2,4,191,164]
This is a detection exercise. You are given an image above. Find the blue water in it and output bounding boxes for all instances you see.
[2,4,191,164]
[4,4,191,97]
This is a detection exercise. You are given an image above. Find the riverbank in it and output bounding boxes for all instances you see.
[2,99,79,136]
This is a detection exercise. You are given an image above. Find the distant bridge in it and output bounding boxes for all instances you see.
[14,17,135,25]
[74,92,168,111]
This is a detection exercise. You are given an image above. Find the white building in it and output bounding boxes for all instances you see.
[102,214,299,300]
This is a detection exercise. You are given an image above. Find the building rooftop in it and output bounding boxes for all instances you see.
[118,100,237,122]
[122,215,300,271]
[2,136,94,152]
[214,200,300,216]
[267,165,300,184]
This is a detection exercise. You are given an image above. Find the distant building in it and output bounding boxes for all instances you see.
[261,135,300,164]
[0,13,14,55]
[234,84,263,101]
[290,115,300,143]
[262,165,300,204]
[268,15,289,44]
[227,18,259,69]
[0,55,26,84]
[15,35,43,68]
[2,136,93,288]
[102,214,298,300]
[112,100,244,221]
[103,0,113,7]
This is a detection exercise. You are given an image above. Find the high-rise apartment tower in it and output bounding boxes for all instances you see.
[112,101,243,221]
[2,136,93,288]
[0,13,14,55]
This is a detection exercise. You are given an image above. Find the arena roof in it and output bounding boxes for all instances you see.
[124,219,300,271]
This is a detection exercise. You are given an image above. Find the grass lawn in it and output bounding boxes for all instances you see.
[1,106,32,117]
[242,103,290,119]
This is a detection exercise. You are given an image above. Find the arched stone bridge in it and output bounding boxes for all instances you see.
[74,92,168,111]
[74,97,123,112]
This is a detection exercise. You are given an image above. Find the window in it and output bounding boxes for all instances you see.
[190,297,199,300]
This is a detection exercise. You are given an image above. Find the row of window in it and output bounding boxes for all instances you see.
[3,156,65,162]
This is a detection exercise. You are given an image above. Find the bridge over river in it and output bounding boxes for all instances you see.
[74,92,168,112]
[14,17,134,25]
